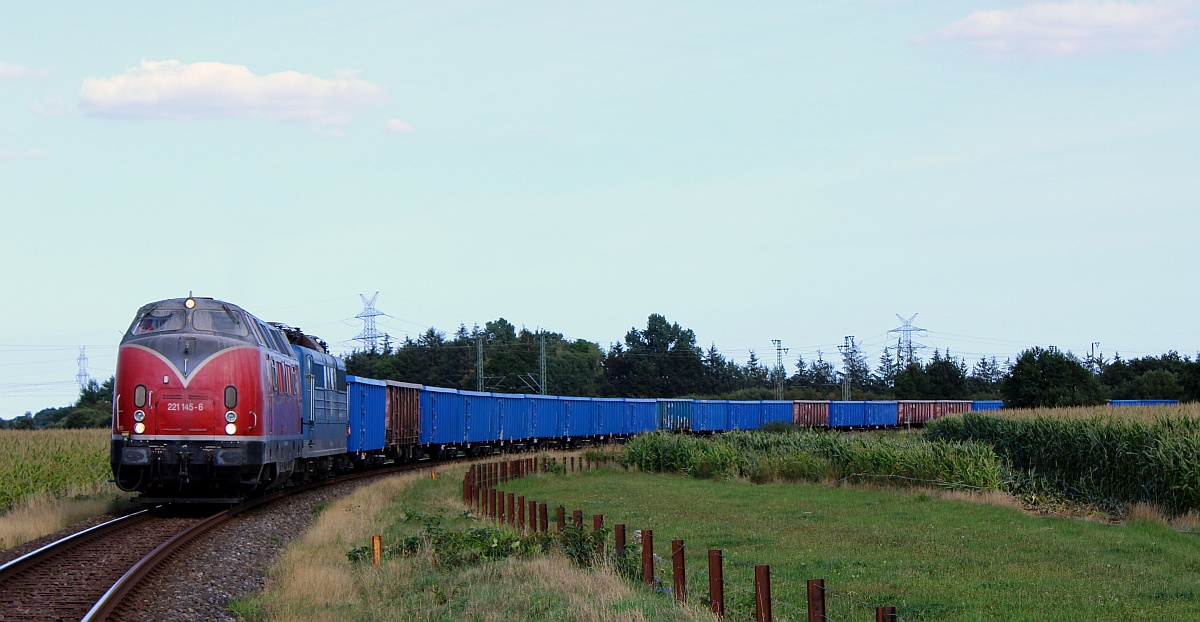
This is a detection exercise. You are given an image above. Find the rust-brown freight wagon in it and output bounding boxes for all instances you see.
[897,401,936,426]
[935,401,972,420]
[793,400,830,428]
[385,380,422,460]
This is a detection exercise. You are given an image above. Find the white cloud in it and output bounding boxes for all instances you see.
[383,119,414,134]
[935,1,1196,58]
[0,149,50,160]
[79,60,386,123]
[0,62,54,81]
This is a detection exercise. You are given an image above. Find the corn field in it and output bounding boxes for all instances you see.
[925,412,1200,512]
[0,429,112,514]
[984,402,1200,423]
[622,429,1005,490]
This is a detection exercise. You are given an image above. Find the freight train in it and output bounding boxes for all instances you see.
[108,296,1172,503]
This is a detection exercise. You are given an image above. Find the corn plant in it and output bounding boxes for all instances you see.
[0,429,111,513]
[926,412,1200,512]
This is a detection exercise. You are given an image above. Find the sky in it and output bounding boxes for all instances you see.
[2,1,1198,418]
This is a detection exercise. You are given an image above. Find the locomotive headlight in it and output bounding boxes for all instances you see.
[225,410,237,423]
[133,410,146,422]
[133,422,146,434]
[224,422,237,435]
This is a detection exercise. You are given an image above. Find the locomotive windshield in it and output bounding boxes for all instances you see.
[192,309,249,337]
[129,309,185,335]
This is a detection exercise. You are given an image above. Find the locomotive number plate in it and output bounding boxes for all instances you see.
[165,402,205,412]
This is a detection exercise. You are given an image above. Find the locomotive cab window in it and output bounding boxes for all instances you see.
[269,329,290,354]
[129,310,184,335]
[192,310,249,337]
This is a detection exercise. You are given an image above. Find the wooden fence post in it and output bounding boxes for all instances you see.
[755,565,771,622]
[807,579,825,622]
[875,606,897,621]
[615,524,626,558]
[672,540,686,602]
[709,549,724,618]
[573,509,583,528]
[642,530,654,587]
[594,514,604,554]
[517,496,525,530]
[538,503,548,532]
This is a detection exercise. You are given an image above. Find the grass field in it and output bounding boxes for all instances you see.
[232,465,711,621]
[501,467,1200,621]
[0,428,121,549]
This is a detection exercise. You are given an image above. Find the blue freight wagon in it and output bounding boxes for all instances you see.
[692,400,730,432]
[728,401,762,430]
[495,393,530,442]
[625,399,657,435]
[346,376,386,454]
[1109,399,1179,407]
[658,399,693,432]
[420,386,466,445]
[529,394,566,440]
[594,398,626,437]
[830,401,896,427]
[866,401,898,427]
[563,397,595,438]
[460,390,500,444]
[970,400,1004,412]
[761,401,794,427]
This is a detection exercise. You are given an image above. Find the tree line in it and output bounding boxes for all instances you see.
[1,377,114,429]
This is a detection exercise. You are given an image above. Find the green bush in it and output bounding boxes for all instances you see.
[623,429,1004,490]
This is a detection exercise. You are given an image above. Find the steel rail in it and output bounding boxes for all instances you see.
[0,510,151,583]
[81,461,436,621]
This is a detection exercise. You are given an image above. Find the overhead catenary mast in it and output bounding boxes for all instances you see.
[771,339,788,400]
[837,336,855,401]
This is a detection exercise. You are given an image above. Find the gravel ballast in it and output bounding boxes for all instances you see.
[117,479,371,622]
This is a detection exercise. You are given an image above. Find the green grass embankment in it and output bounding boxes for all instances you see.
[501,468,1200,621]
[232,465,712,621]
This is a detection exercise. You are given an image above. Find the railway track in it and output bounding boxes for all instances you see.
[0,462,433,621]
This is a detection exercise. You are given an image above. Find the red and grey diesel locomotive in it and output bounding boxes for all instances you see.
[111,296,350,503]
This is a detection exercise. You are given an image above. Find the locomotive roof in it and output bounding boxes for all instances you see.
[128,296,329,353]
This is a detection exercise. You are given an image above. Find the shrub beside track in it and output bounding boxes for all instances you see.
[622,430,1005,490]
